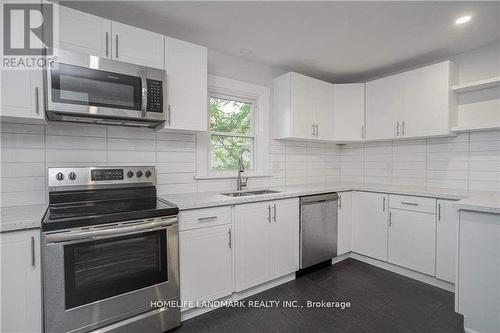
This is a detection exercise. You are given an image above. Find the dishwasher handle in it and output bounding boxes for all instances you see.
[300,193,338,205]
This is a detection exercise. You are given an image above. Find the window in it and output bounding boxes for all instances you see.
[209,95,255,171]
[196,75,270,179]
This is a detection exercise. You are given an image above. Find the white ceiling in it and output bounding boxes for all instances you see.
[63,1,500,82]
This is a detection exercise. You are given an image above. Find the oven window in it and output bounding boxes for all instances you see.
[64,230,167,309]
[51,63,142,110]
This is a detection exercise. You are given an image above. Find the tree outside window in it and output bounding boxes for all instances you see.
[209,96,255,171]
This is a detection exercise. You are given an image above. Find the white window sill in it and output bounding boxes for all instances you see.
[193,174,272,181]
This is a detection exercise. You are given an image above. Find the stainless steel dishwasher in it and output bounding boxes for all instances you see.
[299,193,338,269]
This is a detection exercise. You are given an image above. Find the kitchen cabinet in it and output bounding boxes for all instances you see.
[235,198,299,291]
[333,84,366,141]
[351,191,389,261]
[337,191,353,255]
[388,209,436,275]
[161,37,208,131]
[58,5,164,69]
[436,199,458,283]
[1,70,46,124]
[179,225,232,309]
[366,61,456,140]
[272,72,334,140]
[1,229,41,333]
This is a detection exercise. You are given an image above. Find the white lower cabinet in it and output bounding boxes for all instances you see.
[351,191,389,261]
[1,229,41,333]
[337,191,353,255]
[436,199,458,283]
[235,198,299,292]
[388,209,436,276]
[179,207,232,310]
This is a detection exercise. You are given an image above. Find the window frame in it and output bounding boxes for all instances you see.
[196,75,270,180]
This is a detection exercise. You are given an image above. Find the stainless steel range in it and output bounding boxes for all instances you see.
[41,166,180,333]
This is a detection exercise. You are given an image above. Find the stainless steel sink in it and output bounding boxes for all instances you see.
[222,189,281,197]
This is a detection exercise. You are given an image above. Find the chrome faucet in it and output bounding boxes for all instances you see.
[236,155,248,191]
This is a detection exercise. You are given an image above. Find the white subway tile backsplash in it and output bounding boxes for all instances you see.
[46,122,107,137]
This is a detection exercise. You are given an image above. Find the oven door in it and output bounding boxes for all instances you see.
[46,49,165,121]
[42,217,179,333]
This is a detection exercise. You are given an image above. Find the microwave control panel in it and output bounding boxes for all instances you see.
[147,79,163,113]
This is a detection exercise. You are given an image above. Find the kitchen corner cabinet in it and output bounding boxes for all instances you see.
[272,72,334,140]
[436,199,458,283]
[366,61,456,140]
[351,191,389,261]
[1,229,41,333]
[58,5,164,69]
[234,198,299,291]
[1,70,46,124]
[161,37,208,132]
[337,191,353,255]
[333,84,366,142]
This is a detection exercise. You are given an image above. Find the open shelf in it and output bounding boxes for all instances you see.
[452,77,500,93]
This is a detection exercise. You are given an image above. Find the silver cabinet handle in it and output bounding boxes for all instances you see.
[105,32,109,56]
[361,125,364,139]
[167,105,171,125]
[267,205,271,223]
[34,87,39,114]
[383,196,386,211]
[228,228,232,249]
[198,216,217,222]
[402,121,405,136]
[338,195,342,210]
[389,212,392,227]
[115,34,119,58]
[401,201,418,206]
[31,236,35,267]
[311,124,315,136]
[315,124,319,137]
[396,121,400,136]
[273,204,277,222]
[438,203,441,221]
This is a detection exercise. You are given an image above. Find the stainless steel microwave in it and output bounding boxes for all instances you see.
[45,49,167,128]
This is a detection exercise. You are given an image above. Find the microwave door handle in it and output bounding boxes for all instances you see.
[140,69,148,118]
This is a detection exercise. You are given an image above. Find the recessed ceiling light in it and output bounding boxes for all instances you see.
[455,15,471,25]
[239,48,252,55]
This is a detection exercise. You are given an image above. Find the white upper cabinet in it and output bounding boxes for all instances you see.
[333,84,366,141]
[272,72,334,140]
[111,22,164,69]
[1,70,46,124]
[58,6,111,57]
[58,6,164,69]
[161,37,208,131]
[366,61,456,141]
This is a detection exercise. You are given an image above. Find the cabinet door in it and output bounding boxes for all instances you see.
[337,191,353,255]
[333,84,365,141]
[58,5,111,57]
[162,37,207,131]
[351,191,388,261]
[436,199,458,283]
[313,80,334,140]
[179,225,232,309]
[1,70,45,123]
[388,209,436,275]
[269,198,299,279]
[402,61,452,138]
[365,75,402,140]
[1,230,41,333]
[111,21,164,68]
[234,201,270,291]
[290,73,315,139]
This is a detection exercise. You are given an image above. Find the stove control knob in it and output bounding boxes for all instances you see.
[145,170,152,178]
[136,170,143,178]
[56,172,64,181]
[69,172,77,181]
[127,171,134,178]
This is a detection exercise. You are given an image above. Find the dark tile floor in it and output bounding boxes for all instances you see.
[173,259,464,332]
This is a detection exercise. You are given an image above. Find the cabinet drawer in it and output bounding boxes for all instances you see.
[179,206,231,231]
[389,194,436,214]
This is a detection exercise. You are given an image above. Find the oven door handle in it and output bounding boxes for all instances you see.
[45,217,177,244]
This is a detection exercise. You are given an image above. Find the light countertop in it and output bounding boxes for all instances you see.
[0,204,46,233]
[452,192,500,215]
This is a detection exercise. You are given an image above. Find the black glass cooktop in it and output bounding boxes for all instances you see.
[42,186,178,231]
